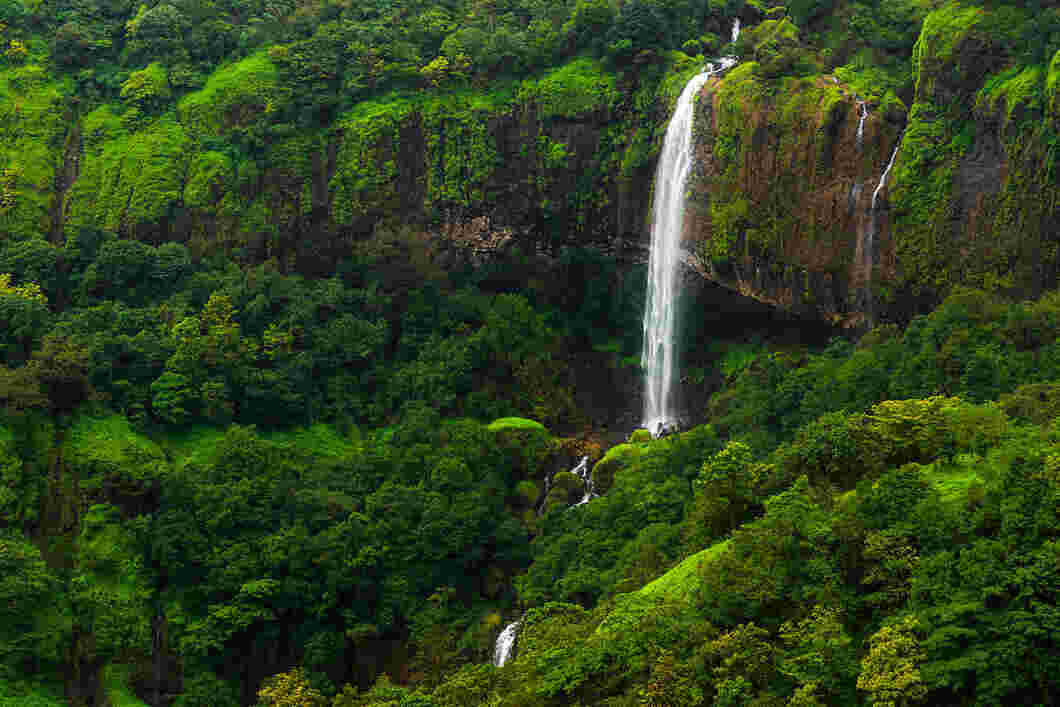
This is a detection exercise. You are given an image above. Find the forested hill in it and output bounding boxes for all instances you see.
[2,0,1060,704]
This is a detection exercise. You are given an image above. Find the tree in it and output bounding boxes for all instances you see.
[707,622,776,703]
[150,371,196,424]
[688,441,759,541]
[120,62,172,112]
[256,667,327,706]
[606,0,668,63]
[0,531,56,668]
[857,616,927,707]
[0,239,61,301]
[779,606,858,703]
[24,335,93,414]
[562,0,614,54]
[124,3,191,63]
[0,272,49,365]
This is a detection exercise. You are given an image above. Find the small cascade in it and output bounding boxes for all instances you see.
[642,19,740,435]
[862,137,902,318]
[849,100,867,213]
[536,472,552,516]
[871,140,902,212]
[855,101,867,148]
[493,620,521,667]
[570,456,595,507]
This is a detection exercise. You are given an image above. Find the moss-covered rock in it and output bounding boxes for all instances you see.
[514,479,540,508]
[888,1,1060,308]
[66,109,191,239]
[627,428,653,444]
[690,58,902,327]
[0,61,70,239]
[590,442,642,494]
[487,417,548,434]
[542,470,584,512]
[65,415,168,513]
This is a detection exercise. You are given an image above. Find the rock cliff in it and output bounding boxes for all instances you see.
[683,2,1060,327]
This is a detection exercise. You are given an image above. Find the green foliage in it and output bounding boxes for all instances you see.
[66,110,191,236]
[178,53,288,140]
[119,62,171,112]
[0,61,68,239]
[517,58,617,119]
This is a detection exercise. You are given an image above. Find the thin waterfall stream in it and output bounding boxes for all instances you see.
[493,620,521,667]
[862,137,902,318]
[641,21,739,435]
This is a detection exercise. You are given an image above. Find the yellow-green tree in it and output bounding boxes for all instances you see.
[857,616,927,707]
[256,667,327,706]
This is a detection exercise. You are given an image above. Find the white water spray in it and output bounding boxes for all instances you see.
[570,456,595,507]
[493,621,520,667]
[856,101,867,148]
[641,21,739,433]
[871,141,901,212]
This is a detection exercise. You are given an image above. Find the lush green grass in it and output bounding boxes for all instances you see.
[517,57,618,118]
[487,417,548,433]
[261,422,360,458]
[66,414,168,483]
[593,542,732,636]
[164,422,360,470]
[178,52,288,138]
[156,424,226,471]
[925,459,983,506]
[637,539,731,602]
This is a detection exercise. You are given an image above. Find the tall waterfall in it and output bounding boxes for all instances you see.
[492,620,520,667]
[641,22,739,434]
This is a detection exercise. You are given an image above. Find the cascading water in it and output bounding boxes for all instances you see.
[849,101,868,212]
[855,101,867,147]
[492,620,520,667]
[641,21,739,434]
[862,138,902,317]
[570,456,594,507]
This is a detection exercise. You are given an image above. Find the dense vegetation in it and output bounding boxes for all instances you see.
[2,0,1060,703]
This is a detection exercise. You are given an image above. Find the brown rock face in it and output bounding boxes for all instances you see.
[683,64,904,329]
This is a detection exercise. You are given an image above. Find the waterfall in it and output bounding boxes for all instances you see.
[862,138,902,318]
[570,456,595,507]
[855,101,867,148]
[732,18,740,43]
[493,620,520,667]
[641,21,739,434]
[871,140,901,212]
